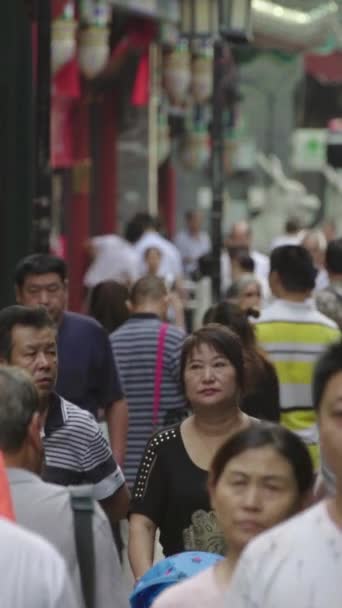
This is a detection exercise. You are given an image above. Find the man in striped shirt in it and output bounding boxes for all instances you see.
[255,245,339,468]
[0,305,130,524]
[110,276,186,487]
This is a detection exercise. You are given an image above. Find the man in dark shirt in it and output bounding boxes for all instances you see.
[15,253,127,466]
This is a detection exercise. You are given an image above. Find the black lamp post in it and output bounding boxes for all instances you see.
[33,0,52,253]
[180,0,252,301]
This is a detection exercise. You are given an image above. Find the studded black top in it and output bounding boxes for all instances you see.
[130,424,225,557]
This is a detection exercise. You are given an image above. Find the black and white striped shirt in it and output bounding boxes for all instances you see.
[43,394,125,500]
[110,314,186,486]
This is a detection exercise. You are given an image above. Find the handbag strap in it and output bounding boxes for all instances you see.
[152,323,168,428]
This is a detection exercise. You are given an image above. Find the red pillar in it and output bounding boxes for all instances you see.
[98,90,117,234]
[159,160,177,239]
[68,97,90,311]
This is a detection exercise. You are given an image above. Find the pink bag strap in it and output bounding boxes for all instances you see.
[152,323,168,428]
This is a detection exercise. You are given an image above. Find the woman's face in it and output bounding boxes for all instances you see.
[239,282,262,312]
[184,343,239,409]
[210,446,300,554]
[145,248,161,275]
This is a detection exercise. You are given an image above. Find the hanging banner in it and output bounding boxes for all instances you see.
[51,97,74,168]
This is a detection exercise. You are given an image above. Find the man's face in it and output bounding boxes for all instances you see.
[318,370,342,484]
[227,223,251,250]
[188,212,202,234]
[8,325,58,400]
[16,273,67,324]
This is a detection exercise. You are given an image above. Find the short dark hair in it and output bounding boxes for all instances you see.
[0,306,56,361]
[285,217,301,234]
[210,422,314,495]
[15,254,67,288]
[88,280,129,334]
[0,366,40,452]
[313,340,342,411]
[180,324,244,392]
[125,213,157,244]
[325,238,342,275]
[130,276,167,306]
[270,245,317,293]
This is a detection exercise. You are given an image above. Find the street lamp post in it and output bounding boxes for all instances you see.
[33,0,52,253]
[180,0,252,301]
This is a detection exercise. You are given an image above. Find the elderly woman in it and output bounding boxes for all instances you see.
[152,423,314,608]
[226,275,263,316]
[128,324,259,580]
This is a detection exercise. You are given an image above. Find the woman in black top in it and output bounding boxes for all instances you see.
[129,324,258,580]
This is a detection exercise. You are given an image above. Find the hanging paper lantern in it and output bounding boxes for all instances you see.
[78,25,110,79]
[182,124,210,171]
[51,18,77,74]
[163,42,191,105]
[191,46,213,104]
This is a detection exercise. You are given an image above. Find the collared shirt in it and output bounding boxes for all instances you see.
[56,311,123,417]
[226,502,342,608]
[174,230,211,276]
[8,468,129,608]
[255,298,339,467]
[110,313,186,486]
[43,393,125,500]
[0,517,77,608]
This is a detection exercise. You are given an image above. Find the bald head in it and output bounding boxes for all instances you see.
[227,221,252,250]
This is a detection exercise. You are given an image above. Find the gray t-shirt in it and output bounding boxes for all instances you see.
[8,468,129,608]
[0,518,77,608]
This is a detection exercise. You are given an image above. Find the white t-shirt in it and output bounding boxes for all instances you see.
[226,502,342,608]
[84,235,139,287]
[0,517,77,608]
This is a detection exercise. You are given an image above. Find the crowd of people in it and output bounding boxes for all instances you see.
[1,210,342,607]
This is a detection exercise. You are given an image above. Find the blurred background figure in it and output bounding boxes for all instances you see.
[230,249,255,282]
[316,237,342,329]
[88,280,130,335]
[145,247,163,278]
[301,229,328,291]
[175,211,211,279]
[152,424,314,608]
[127,213,183,287]
[270,216,304,251]
[203,301,279,422]
[226,275,263,316]
[83,234,139,290]
[224,221,269,287]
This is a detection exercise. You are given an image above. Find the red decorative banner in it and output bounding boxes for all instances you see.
[51,96,74,168]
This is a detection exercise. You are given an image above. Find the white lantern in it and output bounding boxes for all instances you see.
[163,43,191,105]
[182,125,210,171]
[78,25,110,79]
[51,18,77,74]
[191,46,213,104]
